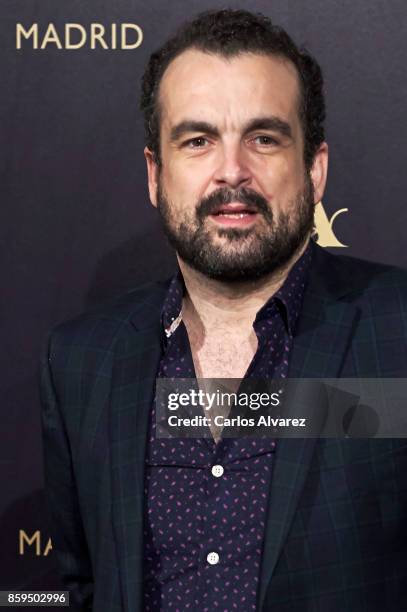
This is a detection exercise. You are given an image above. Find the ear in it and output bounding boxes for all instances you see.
[144,147,159,208]
[310,141,328,204]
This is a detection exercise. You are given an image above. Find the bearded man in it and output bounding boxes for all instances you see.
[41,9,407,612]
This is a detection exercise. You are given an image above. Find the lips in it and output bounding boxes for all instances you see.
[210,203,258,217]
[208,203,259,227]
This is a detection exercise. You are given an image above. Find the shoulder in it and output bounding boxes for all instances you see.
[329,250,407,285]
[312,244,407,305]
[47,279,170,353]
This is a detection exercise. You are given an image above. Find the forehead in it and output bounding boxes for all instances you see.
[158,49,302,133]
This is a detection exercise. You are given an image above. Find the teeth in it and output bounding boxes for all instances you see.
[218,213,250,218]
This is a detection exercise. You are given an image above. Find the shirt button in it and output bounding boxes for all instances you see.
[207,552,220,565]
[211,464,224,478]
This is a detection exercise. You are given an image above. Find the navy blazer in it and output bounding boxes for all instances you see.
[41,243,407,611]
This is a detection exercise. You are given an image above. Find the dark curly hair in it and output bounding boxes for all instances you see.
[140,9,325,171]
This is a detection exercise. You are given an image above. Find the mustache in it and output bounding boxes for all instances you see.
[196,187,272,219]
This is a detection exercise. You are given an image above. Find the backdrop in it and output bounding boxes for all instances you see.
[2,0,407,596]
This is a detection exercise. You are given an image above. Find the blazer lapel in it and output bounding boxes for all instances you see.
[109,286,167,612]
[258,243,359,609]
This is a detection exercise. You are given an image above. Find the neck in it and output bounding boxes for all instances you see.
[178,236,310,331]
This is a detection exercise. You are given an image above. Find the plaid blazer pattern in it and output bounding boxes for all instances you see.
[41,242,407,612]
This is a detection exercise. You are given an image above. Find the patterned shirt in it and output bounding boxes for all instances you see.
[143,242,313,611]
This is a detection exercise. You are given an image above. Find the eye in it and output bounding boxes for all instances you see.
[184,136,209,148]
[252,135,278,146]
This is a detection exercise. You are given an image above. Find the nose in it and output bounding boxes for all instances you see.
[213,142,252,189]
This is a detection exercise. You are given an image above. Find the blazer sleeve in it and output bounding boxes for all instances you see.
[40,333,93,611]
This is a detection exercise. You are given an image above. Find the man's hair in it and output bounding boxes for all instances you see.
[140,9,325,170]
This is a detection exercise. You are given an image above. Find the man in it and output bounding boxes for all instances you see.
[41,9,407,612]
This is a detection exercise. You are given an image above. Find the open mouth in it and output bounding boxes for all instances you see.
[213,211,257,218]
[209,204,259,225]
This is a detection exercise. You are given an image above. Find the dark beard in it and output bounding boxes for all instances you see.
[157,180,315,282]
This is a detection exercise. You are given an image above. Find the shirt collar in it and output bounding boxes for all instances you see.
[255,240,313,335]
[161,270,185,338]
[161,240,314,339]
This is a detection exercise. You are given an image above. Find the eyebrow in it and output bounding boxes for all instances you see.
[170,120,220,142]
[244,116,293,139]
[169,115,293,142]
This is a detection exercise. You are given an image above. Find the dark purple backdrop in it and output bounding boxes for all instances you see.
[2,0,407,594]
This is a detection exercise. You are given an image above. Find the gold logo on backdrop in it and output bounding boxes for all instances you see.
[19,530,52,556]
[313,201,348,247]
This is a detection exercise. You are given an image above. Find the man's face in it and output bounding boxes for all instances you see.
[145,49,327,281]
